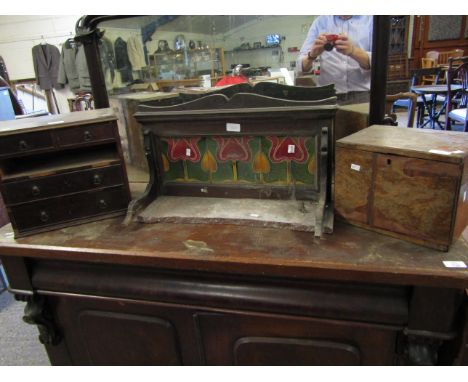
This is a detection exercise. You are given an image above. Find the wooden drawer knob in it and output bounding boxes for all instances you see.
[31,185,41,196]
[40,211,49,222]
[19,140,29,150]
[84,130,93,141]
[93,174,102,185]
[98,199,108,210]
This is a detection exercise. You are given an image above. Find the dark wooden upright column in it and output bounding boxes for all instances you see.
[403,287,464,365]
[369,16,390,125]
[75,29,109,109]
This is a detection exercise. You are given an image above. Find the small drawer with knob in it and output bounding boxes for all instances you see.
[55,122,116,147]
[9,185,129,235]
[1,165,126,205]
[0,109,130,238]
[0,131,54,158]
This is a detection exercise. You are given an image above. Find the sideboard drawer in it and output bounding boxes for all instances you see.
[10,186,129,233]
[1,164,125,205]
[0,131,54,158]
[55,122,116,147]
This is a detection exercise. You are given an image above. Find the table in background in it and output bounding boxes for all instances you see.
[411,84,462,129]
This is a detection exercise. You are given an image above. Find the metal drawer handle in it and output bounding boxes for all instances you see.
[40,211,49,222]
[84,130,93,141]
[93,174,102,185]
[31,185,41,196]
[19,140,29,150]
[98,199,108,210]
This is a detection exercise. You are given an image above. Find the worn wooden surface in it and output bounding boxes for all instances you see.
[336,125,468,164]
[0,202,467,288]
[0,109,117,136]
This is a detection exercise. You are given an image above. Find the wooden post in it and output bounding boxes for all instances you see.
[369,16,390,126]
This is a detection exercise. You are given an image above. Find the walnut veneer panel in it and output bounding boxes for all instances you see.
[336,126,468,251]
[372,154,459,246]
[335,147,373,224]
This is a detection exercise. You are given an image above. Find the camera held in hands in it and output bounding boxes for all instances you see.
[323,34,339,51]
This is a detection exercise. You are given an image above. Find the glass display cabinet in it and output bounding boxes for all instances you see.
[149,47,225,87]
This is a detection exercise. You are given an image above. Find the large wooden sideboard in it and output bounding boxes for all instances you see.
[1,179,468,365]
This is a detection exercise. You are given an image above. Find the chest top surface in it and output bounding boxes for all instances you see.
[0,108,117,136]
[0,215,467,289]
[337,125,468,164]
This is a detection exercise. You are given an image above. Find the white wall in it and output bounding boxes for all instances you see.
[0,15,81,113]
[0,15,80,80]
[222,16,316,70]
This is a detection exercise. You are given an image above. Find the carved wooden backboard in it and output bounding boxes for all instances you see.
[131,84,337,236]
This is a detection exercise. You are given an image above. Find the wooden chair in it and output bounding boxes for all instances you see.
[438,50,462,66]
[426,50,440,63]
[438,51,451,66]
[446,56,468,131]
[454,49,464,57]
[438,51,465,84]
[393,67,443,127]
[421,57,437,84]
[386,92,417,127]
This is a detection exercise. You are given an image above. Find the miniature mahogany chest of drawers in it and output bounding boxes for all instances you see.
[0,109,131,237]
[335,125,468,251]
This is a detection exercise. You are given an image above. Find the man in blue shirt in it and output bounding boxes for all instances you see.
[297,16,373,103]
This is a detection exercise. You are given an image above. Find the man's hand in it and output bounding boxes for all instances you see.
[301,33,328,73]
[308,33,328,60]
[335,32,370,70]
[334,33,354,56]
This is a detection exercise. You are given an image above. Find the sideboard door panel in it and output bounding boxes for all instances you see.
[233,337,361,366]
[49,296,198,365]
[78,310,182,366]
[195,312,399,365]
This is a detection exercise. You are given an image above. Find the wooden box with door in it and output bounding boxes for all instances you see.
[335,125,468,251]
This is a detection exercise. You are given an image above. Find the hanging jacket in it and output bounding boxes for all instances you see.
[114,37,133,83]
[57,39,92,93]
[127,35,146,71]
[100,37,116,84]
[32,43,62,90]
